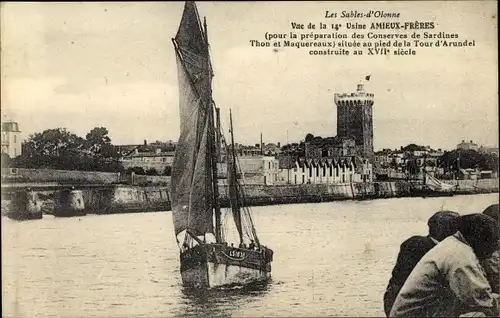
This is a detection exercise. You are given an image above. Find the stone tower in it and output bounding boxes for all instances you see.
[334,83,374,160]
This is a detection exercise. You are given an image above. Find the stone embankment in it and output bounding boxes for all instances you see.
[2,179,498,218]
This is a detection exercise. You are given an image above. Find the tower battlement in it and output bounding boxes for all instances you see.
[334,84,374,104]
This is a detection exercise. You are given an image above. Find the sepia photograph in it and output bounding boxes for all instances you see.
[1,1,499,317]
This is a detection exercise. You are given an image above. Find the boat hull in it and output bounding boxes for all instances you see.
[180,243,273,288]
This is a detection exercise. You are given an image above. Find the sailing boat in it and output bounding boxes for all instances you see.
[171,1,273,289]
[410,156,456,197]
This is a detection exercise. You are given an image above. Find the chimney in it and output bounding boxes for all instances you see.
[144,139,147,145]
[277,142,281,148]
[470,140,473,143]
[260,133,263,155]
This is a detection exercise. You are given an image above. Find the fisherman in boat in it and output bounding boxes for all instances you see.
[389,213,500,317]
[383,211,460,316]
[481,204,500,294]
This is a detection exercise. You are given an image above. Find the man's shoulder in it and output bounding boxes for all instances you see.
[430,235,475,265]
[401,235,434,249]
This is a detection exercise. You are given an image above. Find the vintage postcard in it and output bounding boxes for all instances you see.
[1,1,498,317]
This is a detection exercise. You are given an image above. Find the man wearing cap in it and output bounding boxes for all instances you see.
[390,213,500,317]
[383,211,460,316]
[482,204,499,294]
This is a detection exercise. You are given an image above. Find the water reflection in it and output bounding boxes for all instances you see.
[2,194,497,317]
[176,280,273,317]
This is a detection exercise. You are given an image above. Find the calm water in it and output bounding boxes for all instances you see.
[2,193,498,317]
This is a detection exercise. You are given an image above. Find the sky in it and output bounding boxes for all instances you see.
[1,1,498,151]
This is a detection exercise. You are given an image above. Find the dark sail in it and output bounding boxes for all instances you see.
[174,2,211,108]
[228,153,243,243]
[171,2,214,237]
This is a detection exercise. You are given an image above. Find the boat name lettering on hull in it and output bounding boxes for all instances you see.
[229,250,246,258]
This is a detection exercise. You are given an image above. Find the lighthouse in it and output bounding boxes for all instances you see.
[334,83,374,160]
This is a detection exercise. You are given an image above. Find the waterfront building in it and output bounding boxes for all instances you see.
[334,83,374,160]
[327,137,356,157]
[120,146,175,172]
[457,140,479,151]
[374,149,393,168]
[277,156,373,185]
[231,142,282,157]
[1,120,22,158]
[235,155,280,185]
[263,142,281,156]
[304,136,357,160]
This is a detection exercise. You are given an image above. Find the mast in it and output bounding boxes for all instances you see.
[203,16,222,243]
[286,130,290,184]
[229,109,243,244]
[215,107,222,162]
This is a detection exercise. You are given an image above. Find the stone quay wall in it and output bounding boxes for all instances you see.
[3,178,498,217]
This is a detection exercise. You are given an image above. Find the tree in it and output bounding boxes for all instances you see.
[439,149,499,172]
[1,152,11,168]
[81,127,122,172]
[401,144,427,152]
[85,127,115,158]
[16,128,85,170]
[305,133,315,143]
[12,127,123,172]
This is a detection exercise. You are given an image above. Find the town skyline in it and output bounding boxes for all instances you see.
[1,2,498,151]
